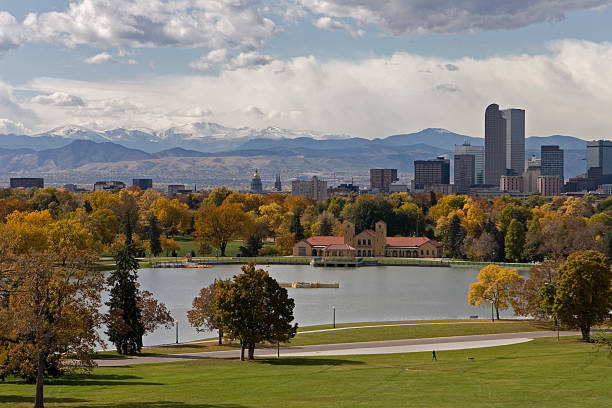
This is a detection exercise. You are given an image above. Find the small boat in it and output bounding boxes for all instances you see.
[197,264,213,269]
[265,264,271,267]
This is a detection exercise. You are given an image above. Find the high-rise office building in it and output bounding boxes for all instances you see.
[454,143,484,185]
[454,154,475,194]
[292,176,328,201]
[414,157,450,188]
[485,104,506,185]
[537,175,561,197]
[523,156,541,194]
[586,140,612,175]
[132,178,153,190]
[10,178,44,188]
[541,145,564,182]
[501,108,526,176]
[369,169,399,193]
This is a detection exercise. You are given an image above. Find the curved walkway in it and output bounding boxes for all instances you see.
[96,330,577,367]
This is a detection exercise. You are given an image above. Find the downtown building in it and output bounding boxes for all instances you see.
[541,145,564,183]
[454,154,475,194]
[369,169,399,193]
[413,157,454,193]
[10,178,44,188]
[484,104,525,185]
[454,143,484,185]
[292,176,328,201]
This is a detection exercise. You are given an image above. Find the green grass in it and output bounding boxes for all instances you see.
[1,337,610,407]
[95,320,554,357]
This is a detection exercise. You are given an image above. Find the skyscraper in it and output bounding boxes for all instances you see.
[370,169,398,193]
[414,157,450,188]
[484,104,506,185]
[541,145,564,182]
[501,108,526,176]
[586,140,612,175]
[454,143,484,184]
[454,154,475,194]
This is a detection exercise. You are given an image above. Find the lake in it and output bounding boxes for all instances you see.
[117,264,524,347]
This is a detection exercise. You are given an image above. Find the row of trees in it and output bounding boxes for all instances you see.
[468,250,612,342]
[187,262,297,361]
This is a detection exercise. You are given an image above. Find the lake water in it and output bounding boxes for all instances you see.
[113,264,525,347]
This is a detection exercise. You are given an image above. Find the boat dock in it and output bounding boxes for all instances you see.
[279,281,339,288]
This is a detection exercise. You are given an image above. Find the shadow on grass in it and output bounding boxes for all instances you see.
[81,403,246,408]
[47,373,163,386]
[255,357,365,366]
[0,396,88,404]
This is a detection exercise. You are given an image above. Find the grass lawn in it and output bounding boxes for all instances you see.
[96,320,555,357]
[1,337,610,407]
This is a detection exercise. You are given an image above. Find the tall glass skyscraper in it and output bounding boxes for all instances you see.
[485,104,525,185]
[541,145,564,182]
[454,143,484,185]
[586,140,612,175]
[501,108,525,176]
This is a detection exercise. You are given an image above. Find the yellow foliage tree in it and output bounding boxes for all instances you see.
[3,210,53,254]
[151,197,192,236]
[468,264,523,320]
[194,204,254,256]
[48,218,96,264]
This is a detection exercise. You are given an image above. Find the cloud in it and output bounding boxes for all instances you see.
[444,64,460,71]
[0,118,30,134]
[190,49,273,71]
[0,83,38,129]
[13,40,612,140]
[0,0,276,53]
[83,52,117,64]
[31,92,85,107]
[300,0,612,34]
[313,16,364,37]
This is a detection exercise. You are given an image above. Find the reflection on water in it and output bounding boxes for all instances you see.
[102,264,524,347]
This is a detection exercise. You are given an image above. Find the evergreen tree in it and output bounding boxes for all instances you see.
[106,245,144,354]
[505,219,525,262]
[148,215,163,257]
[83,200,93,214]
[290,206,304,241]
[239,235,263,257]
[445,214,466,258]
[319,216,333,236]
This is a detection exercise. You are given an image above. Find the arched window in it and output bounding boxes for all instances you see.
[368,239,371,245]
[367,250,372,256]
[312,249,317,256]
[357,250,361,256]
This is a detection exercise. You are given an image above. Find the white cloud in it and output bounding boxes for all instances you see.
[190,49,273,71]
[12,40,612,141]
[0,118,30,134]
[83,52,117,64]
[0,0,276,54]
[0,83,38,130]
[313,16,364,37]
[301,0,612,34]
[31,92,85,106]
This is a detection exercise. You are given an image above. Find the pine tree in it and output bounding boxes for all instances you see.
[446,214,466,258]
[319,216,333,236]
[106,245,144,354]
[290,207,304,241]
[148,215,163,257]
[505,219,525,262]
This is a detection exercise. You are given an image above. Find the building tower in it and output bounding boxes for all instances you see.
[374,220,387,257]
[274,174,282,191]
[484,103,506,185]
[541,145,564,183]
[343,220,356,247]
[501,108,526,176]
[453,154,475,194]
[369,169,399,193]
[250,169,263,194]
[454,143,484,185]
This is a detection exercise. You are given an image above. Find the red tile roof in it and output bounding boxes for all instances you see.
[386,237,441,248]
[304,236,345,246]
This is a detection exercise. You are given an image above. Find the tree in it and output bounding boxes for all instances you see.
[205,187,233,206]
[505,219,525,262]
[161,236,180,256]
[187,281,228,345]
[239,235,263,257]
[194,204,254,256]
[105,245,144,354]
[148,215,163,257]
[290,206,305,241]
[443,214,465,258]
[319,214,334,236]
[552,250,612,342]
[137,288,174,335]
[512,260,561,318]
[468,264,523,320]
[0,246,103,408]
[215,262,297,361]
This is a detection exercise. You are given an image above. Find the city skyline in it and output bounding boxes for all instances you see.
[0,2,611,140]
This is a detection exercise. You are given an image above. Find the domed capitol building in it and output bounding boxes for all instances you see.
[250,169,263,194]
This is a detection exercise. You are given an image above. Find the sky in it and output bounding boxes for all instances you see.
[0,0,612,139]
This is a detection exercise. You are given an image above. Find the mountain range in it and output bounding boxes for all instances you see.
[0,123,588,187]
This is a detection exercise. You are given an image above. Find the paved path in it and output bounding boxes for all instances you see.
[96,330,576,367]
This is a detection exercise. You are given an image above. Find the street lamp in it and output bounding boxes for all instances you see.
[333,306,336,328]
[175,320,179,344]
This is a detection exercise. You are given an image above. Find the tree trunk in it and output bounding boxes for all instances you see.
[496,307,500,320]
[218,328,223,345]
[581,325,591,342]
[220,242,227,257]
[248,343,255,360]
[240,340,245,361]
[34,351,45,408]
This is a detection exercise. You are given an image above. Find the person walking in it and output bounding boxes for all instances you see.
[432,350,437,361]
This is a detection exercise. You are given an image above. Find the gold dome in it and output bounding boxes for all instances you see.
[253,169,260,178]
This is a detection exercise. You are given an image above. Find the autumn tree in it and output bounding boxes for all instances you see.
[468,264,523,320]
[106,245,144,354]
[552,250,612,342]
[137,288,174,336]
[187,281,228,345]
[194,204,254,256]
[215,262,297,361]
[290,206,305,241]
[512,259,561,318]
[0,245,103,408]
[442,214,465,258]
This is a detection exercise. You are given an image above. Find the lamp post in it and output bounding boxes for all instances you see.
[333,306,336,328]
[175,320,179,344]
